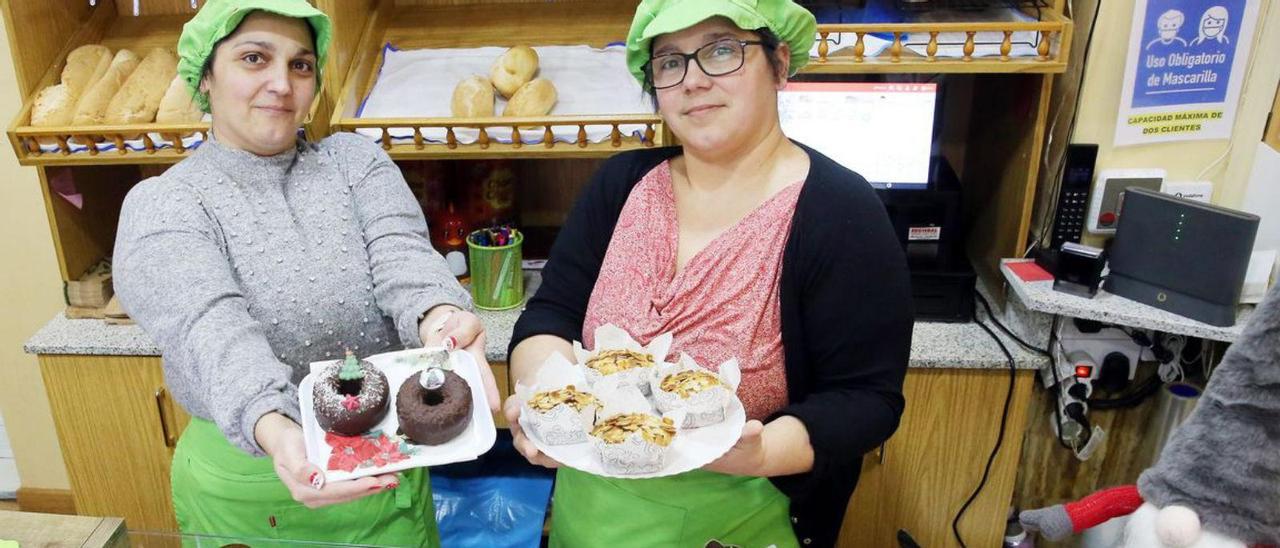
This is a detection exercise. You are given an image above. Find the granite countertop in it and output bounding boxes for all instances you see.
[23,308,524,363]
[26,269,1046,370]
[25,312,1047,370]
[1000,259,1250,343]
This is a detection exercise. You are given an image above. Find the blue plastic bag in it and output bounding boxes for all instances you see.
[431,432,555,548]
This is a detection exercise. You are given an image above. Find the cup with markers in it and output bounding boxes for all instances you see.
[466,226,524,310]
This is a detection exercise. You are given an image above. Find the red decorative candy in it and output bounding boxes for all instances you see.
[341,394,360,411]
[324,432,377,472]
[370,433,410,467]
[324,431,412,472]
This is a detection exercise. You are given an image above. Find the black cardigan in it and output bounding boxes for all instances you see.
[509,144,914,547]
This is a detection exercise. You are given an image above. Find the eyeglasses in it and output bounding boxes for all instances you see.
[647,38,765,90]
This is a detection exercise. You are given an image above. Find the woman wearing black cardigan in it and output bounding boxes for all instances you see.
[505,1,913,546]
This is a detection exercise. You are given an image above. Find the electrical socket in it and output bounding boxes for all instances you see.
[1054,320,1145,381]
[1087,168,1165,234]
[1039,320,1144,390]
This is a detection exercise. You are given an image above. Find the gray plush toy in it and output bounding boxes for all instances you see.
[1021,282,1280,547]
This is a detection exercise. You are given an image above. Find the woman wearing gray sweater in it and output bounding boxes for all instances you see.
[112,0,497,543]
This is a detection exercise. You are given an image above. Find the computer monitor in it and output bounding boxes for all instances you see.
[1106,187,1260,327]
[778,82,937,189]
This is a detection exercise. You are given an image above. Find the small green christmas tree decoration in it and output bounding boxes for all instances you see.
[338,349,365,381]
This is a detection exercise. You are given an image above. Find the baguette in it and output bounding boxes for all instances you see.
[72,49,141,126]
[29,45,113,146]
[105,47,178,125]
[62,44,113,97]
[155,74,204,124]
[31,84,77,127]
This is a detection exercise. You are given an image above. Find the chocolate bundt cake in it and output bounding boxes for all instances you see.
[396,367,473,446]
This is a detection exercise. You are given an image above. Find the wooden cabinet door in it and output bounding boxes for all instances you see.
[839,368,1035,548]
[492,361,511,428]
[39,355,187,532]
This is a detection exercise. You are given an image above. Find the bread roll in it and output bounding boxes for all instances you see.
[31,84,77,127]
[502,78,557,117]
[73,49,141,126]
[62,45,113,97]
[451,75,495,117]
[105,48,178,125]
[490,46,538,99]
[156,75,203,124]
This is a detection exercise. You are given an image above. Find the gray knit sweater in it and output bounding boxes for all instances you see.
[1137,281,1280,544]
[114,133,471,457]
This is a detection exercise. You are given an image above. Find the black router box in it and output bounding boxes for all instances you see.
[1105,187,1259,327]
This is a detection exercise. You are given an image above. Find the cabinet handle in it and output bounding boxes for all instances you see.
[155,387,176,448]
[878,443,886,465]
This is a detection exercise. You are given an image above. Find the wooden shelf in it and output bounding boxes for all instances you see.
[329,1,664,160]
[9,122,210,166]
[330,1,1073,158]
[4,7,200,166]
[807,11,1073,74]
[6,0,370,167]
[333,113,662,160]
[12,0,1073,164]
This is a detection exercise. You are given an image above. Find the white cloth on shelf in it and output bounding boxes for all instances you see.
[356,44,654,146]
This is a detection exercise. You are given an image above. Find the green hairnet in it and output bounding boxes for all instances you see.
[176,0,332,112]
[626,0,817,89]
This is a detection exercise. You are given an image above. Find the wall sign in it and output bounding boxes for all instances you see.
[1115,0,1260,145]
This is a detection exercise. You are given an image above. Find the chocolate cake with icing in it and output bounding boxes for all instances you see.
[312,350,390,436]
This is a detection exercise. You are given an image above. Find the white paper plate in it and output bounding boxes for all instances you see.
[519,397,746,479]
[299,347,497,482]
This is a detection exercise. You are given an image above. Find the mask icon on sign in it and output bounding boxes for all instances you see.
[1146,9,1188,49]
[1190,6,1230,46]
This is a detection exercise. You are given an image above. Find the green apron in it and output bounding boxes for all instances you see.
[549,467,799,548]
[170,418,439,547]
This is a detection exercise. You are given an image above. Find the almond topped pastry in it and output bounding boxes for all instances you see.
[585,349,654,375]
[528,385,597,413]
[659,370,723,399]
[590,413,676,447]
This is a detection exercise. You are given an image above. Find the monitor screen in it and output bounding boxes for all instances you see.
[778,82,937,189]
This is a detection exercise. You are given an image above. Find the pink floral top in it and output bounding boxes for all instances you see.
[583,161,803,421]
